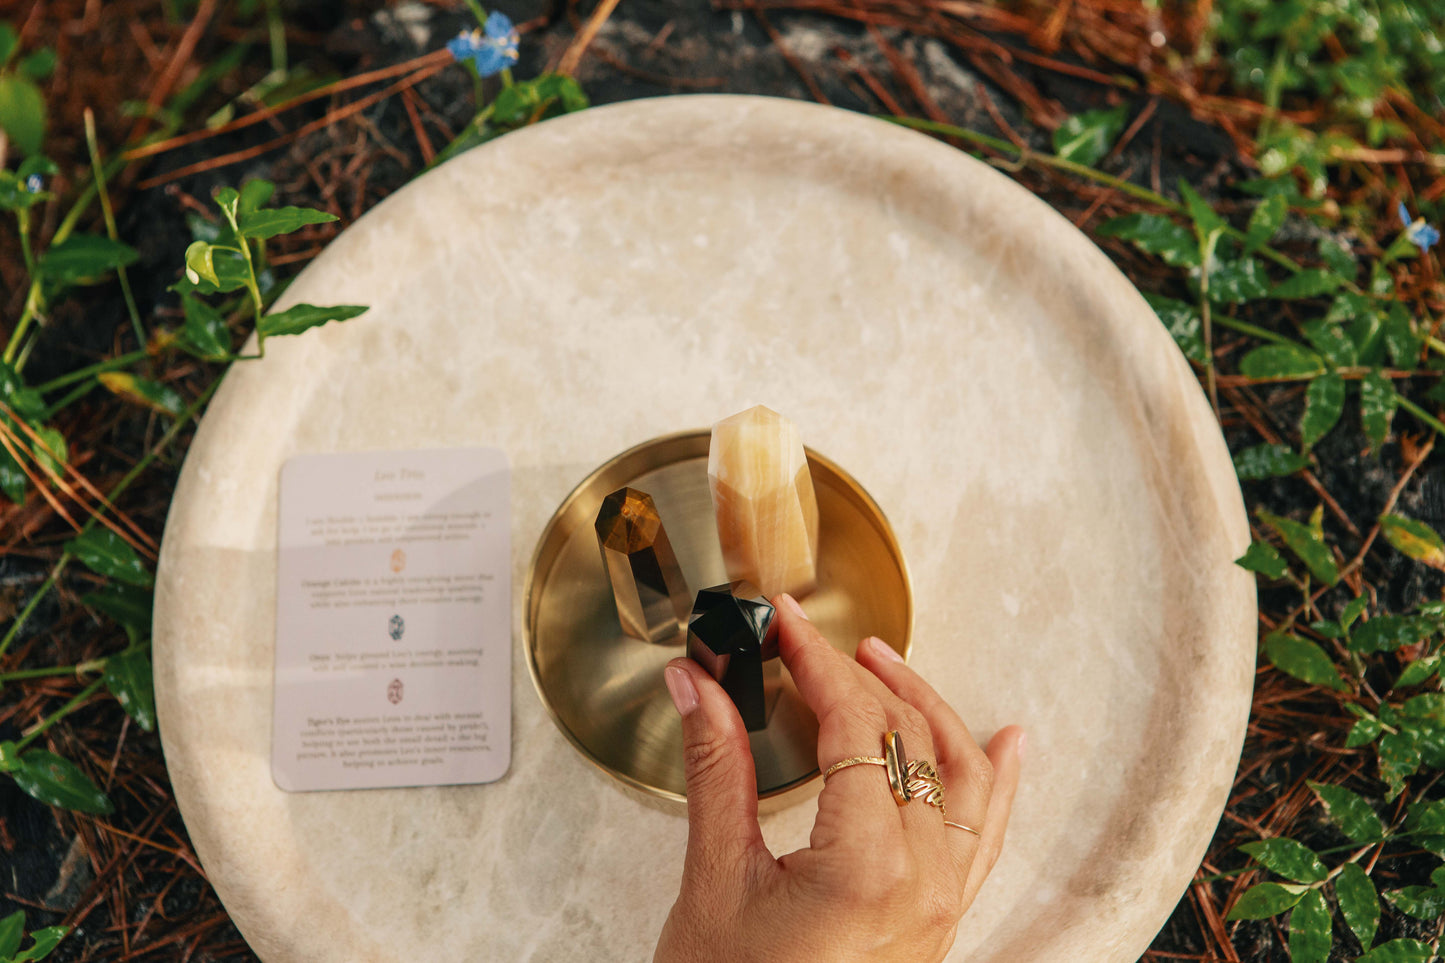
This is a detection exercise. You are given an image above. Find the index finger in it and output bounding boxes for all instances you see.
[773,594,899,840]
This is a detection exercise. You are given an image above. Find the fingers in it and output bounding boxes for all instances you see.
[962,725,1024,901]
[855,635,995,824]
[664,658,770,897]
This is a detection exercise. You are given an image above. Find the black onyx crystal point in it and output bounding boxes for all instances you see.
[687,583,780,731]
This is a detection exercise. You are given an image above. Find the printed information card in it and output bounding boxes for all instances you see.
[272,448,511,792]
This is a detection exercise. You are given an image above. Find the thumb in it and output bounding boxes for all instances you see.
[665,658,768,893]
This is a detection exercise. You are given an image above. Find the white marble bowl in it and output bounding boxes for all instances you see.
[154,94,1256,962]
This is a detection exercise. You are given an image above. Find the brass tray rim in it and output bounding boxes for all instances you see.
[522,428,914,803]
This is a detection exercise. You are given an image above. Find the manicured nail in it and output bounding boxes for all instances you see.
[1016,731,1028,759]
[664,665,699,716]
[777,593,809,621]
[866,635,904,663]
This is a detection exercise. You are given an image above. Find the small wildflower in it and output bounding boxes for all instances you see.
[24,173,43,194]
[446,11,520,78]
[1398,199,1440,254]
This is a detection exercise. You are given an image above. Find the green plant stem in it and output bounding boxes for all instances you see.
[40,381,98,422]
[16,678,105,750]
[85,110,144,347]
[1398,395,1445,439]
[885,116,1307,276]
[0,378,220,661]
[16,208,35,277]
[1213,314,1304,347]
[264,0,287,75]
[34,349,150,394]
[0,659,105,684]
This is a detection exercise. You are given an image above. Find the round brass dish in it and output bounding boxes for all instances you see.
[524,430,913,807]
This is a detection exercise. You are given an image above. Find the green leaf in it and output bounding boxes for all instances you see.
[37,234,138,284]
[257,303,368,339]
[1378,728,1421,799]
[1341,595,1369,631]
[1096,214,1199,267]
[1347,714,1383,747]
[1052,105,1128,167]
[1406,799,1445,835]
[1300,319,1357,368]
[237,205,337,241]
[1383,302,1423,368]
[1385,886,1445,919]
[533,72,589,112]
[1312,619,1343,639]
[1381,514,1445,570]
[31,426,65,482]
[1300,373,1346,450]
[1287,888,1331,963]
[1404,693,1445,724]
[1351,615,1431,654]
[80,583,152,645]
[1397,656,1442,689]
[213,185,240,217]
[0,75,46,155]
[177,244,249,295]
[97,373,183,417]
[1180,180,1227,237]
[1271,269,1343,299]
[1236,540,1289,579]
[183,240,219,286]
[1142,293,1205,364]
[0,910,23,958]
[1319,236,1356,279]
[237,178,275,215]
[1264,631,1347,691]
[1244,194,1288,255]
[1238,344,1325,379]
[1257,506,1339,585]
[1226,881,1307,920]
[1308,780,1385,842]
[1360,370,1397,451]
[12,924,67,962]
[178,293,231,361]
[0,362,44,423]
[1336,861,1379,949]
[1239,838,1329,883]
[13,924,67,962]
[9,750,113,814]
[1204,257,1271,304]
[1233,444,1309,480]
[102,648,155,732]
[63,527,153,587]
[18,48,55,81]
[0,24,16,68]
[1356,939,1434,963]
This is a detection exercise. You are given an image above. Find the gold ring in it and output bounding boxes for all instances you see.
[944,821,982,836]
[822,730,911,808]
[904,758,947,816]
[823,755,886,779]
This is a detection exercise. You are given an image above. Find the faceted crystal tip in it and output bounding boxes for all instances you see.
[686,582,781,731]
[595,486,690,645]
[708,405,820,599]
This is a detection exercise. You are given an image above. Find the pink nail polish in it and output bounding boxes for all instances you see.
[867,636,904,663]
[1016,731,1028,759]
[777,593,809,621]
[664,665,699,716]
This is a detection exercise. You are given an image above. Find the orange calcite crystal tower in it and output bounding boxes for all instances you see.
[707,406,820,599]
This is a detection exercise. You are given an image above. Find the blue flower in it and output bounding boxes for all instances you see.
[24,173,42,194]
[446,11,520,78]
[1398,200,1440,254]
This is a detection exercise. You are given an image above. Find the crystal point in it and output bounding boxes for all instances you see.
[595,487,690,644]
[708,405,819,599]
[687,582,781,731]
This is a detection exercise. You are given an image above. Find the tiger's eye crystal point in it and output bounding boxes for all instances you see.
[708,405,819,599]
[595,487,690,644]
[687,582,781,731]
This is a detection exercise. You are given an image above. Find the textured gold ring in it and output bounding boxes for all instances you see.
[944,821,982,836]
[904,758,948,817]
[823,730,911,808]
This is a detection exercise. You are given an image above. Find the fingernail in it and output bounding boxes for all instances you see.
[777,593,809,621]
[1016,731,1028,759]
[866,635,904,663]
[664,665,699,716]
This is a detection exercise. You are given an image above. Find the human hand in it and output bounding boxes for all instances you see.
[653,594,1024,963]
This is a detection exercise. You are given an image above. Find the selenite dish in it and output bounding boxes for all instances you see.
[153,94,1256,962]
